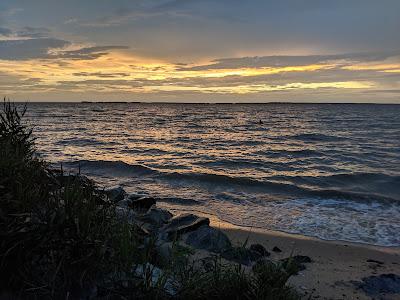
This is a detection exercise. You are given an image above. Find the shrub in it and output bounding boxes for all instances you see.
[0,101,138,298]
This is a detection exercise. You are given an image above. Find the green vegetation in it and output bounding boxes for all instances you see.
[0,100,299,299]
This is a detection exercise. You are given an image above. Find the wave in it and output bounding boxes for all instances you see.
[290,133,344,142]
[55,138,121,147]
[254,149,323,158]
[66,160,157,176]
[65,159,400,203]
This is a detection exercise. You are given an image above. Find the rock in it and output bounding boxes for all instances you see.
[162,213,210,239]
[272,246,282,253]
[115,207,150,236]
[280,255,312,273]
[221,247,262,266]
[116,198,130,208]
[184,225,231,253]
[128,195,156,211]
[355,274,400,296]
[292,255,312,264]
[115,206,137,223]
[201,256,216,272]
[155,242,173,266]
[153,241,193,269]
[138,207,173,228]
[127,194,144,201]
[366,259,384,265]
[249,244,270,257]
[105,186,126,202]
[134,263,175,295]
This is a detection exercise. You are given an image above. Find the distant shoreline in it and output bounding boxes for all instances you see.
[13,101,400,105]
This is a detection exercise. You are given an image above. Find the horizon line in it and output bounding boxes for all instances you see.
[11,101,400,105]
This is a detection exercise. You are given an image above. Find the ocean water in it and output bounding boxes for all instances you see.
[26,103,400,246]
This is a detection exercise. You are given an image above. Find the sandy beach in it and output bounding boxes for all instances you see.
[204,216,400,300]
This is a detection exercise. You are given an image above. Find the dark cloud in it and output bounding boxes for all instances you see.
[57,79,147,88]
[0,38,70,60]
[16,26,51,38]
[0,26,51,38]
[0,38,128,60]
[55,46,128,59]
[72,71,130,78]
[178,52,400,71]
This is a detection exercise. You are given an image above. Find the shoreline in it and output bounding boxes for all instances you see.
[164,207,400,254]
[164,208,400,299]
[206,214,400,299]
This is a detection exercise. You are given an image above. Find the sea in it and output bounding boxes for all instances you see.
[25,102,400,247]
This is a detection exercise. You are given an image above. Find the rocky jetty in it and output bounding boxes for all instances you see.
[109,185,313,273]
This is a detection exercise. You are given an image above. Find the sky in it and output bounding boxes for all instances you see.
[0,0,399,103]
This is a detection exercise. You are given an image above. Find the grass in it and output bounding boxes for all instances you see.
[0,99,300,299]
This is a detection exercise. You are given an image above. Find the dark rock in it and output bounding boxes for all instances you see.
[249,243,270,257]
[154,242,193,269]
[115,206,137,223]
[128,195,156,211]
[292,255,312,264]
[115,207,149,236]
[272,246,282,253]
[252,258,275,272]
[132,222,151,237]
[154,242,173,266]
[366,259,384,265]
[221,247,262,266]
[105,186,126,202]
[201,256,216,272]
[116,198,130,208]
[185,225,231,253]
[162,213,210,239]
[138,207,173,227]
[280,255,312,273]
[127,194,144,201]
[355,274,400,296]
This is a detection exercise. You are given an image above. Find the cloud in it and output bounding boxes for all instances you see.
[0,25,52,38]
[0,26,12,36]
[54,46,129,59]
[0,38,128,61]
[72,71,130,78]
[15,26,51,38]
[0,71,42,91]
[178,52,400,71]
[0,38,70,60]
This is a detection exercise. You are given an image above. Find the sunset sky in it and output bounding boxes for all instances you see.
[0,0,399,103]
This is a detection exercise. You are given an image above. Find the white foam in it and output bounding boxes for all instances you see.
[161,197,400,247]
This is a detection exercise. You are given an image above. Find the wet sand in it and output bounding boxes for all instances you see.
[208,216,400,300]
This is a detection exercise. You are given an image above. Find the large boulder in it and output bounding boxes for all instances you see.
[127,195,156,211]
[137,207,173,228]
[115,206,137,223]
[161,213,210,239]
[184,225,231,253]
[115,207,150,236]
[105,186,126,202]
